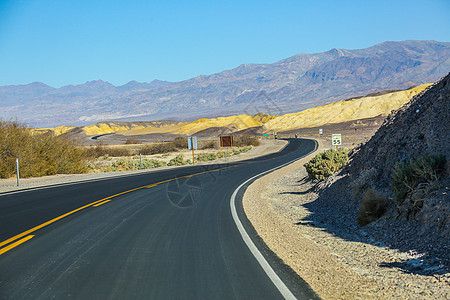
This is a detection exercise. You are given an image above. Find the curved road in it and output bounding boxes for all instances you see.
[0,138,318,299]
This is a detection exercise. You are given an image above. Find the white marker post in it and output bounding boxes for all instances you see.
[140,153,142,170]
[16,158,20,187]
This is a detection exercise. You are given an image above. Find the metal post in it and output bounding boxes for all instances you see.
[192,147,195,166]
[139,153,142,170]
[16,158,20,187]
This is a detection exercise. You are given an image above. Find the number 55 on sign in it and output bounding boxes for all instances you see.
[332,134,342,147]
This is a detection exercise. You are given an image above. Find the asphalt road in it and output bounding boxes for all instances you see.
[0,138,319,299]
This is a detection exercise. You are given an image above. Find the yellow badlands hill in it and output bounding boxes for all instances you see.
[123,114,266,136]
[39,84,431,136]
[263,83,431,132]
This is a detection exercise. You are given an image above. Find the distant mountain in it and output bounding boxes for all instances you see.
[0,40,448,127]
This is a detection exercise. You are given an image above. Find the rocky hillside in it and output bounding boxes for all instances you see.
[1,40,449,127]
[348,74,449,185]
[332,73,449,270]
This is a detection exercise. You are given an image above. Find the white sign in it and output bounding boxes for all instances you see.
[188,136,198,150]
[319,128,323,135]
[332,134,342,146]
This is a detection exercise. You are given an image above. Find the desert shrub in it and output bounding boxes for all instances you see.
[357,189,388,226]
[197,153,217,161]
[199,140,218,150]
[233,135,261,147]
[303,149,349,180]
[124,138,141,144]
[350,167,378,200]
[391,153,446,209]
[167,154,189,166]
[105,158,166,172]
[140,142,178,155]
[0,120,88,178]
[85,144,132,158]
[232,146,251,155]
[173,137,188,149]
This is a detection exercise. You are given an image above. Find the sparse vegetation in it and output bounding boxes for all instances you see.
[357,188,388,226]
[103,158,166,172]
[199,140,218,149]
[124,138,141,144]
[233,135,261,147]
[140,142,178,155]
[232,146,251,155]
[0,120,88,178]
[196,153,217,162]
[303,148,349,180]
[391,153,446,212]
[167,154,190,166]
[173,137,188,149]
[85,144,132,158]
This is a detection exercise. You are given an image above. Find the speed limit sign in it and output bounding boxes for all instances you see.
[332,134,342,146]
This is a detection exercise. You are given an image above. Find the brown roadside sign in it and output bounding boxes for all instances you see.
[220,136,233,147]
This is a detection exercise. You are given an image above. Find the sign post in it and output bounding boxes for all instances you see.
[188,136,198,165]
[331,134,342,149]
[220,136,233,160]
[16,158,20,187]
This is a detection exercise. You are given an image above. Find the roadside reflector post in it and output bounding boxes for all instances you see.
[16,158,20,187]
[139,153,142,170]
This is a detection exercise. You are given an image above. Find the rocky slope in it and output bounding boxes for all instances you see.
[319,73,449,273]
[1,40,448,127]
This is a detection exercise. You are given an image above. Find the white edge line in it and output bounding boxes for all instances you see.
[230,139,318,299]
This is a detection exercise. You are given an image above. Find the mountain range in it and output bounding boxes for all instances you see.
[1,40,449,127]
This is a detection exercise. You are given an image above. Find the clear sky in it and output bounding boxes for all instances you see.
[0,0,449,88]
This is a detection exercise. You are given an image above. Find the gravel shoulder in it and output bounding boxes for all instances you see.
[0,139,287,193]
[243,138,449,299]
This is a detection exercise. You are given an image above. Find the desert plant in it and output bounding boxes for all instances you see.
[167,154,189,166]
[197,153,217,162]
[199,140,218,150]
[232,146,251,155]
[140,142,178,155]
[357,188,388,226]
[303,148,349,180]
[391,153,446,210]
[85,144,132,158]
[0,120,88,178]
[124,138,141,144]
[173,137,188,149]
[233,135,261,147]
[105,158,166,172]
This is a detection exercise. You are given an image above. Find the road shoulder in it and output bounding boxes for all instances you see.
[243,138,449,299]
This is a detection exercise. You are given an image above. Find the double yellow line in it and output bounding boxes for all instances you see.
[0,163,242,256]
[0,141,298,256]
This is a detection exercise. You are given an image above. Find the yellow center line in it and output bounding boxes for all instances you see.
[93,200,111,207]
[0,235,34,255]
[0,143,300,255]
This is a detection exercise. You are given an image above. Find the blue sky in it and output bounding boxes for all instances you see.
[0,0,449,87]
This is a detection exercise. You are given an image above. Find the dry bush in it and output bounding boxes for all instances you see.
[85,144,132,158]
[0,120,88,178]
[350,167,378,201]
[124,138,141,144]
[357,188,388,226]
[199,140,218,150]
[173,137,188,149]
[233,135,261,147]
[140,142,178,155]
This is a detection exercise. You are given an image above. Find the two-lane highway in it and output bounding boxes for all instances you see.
[0,138,319,299]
